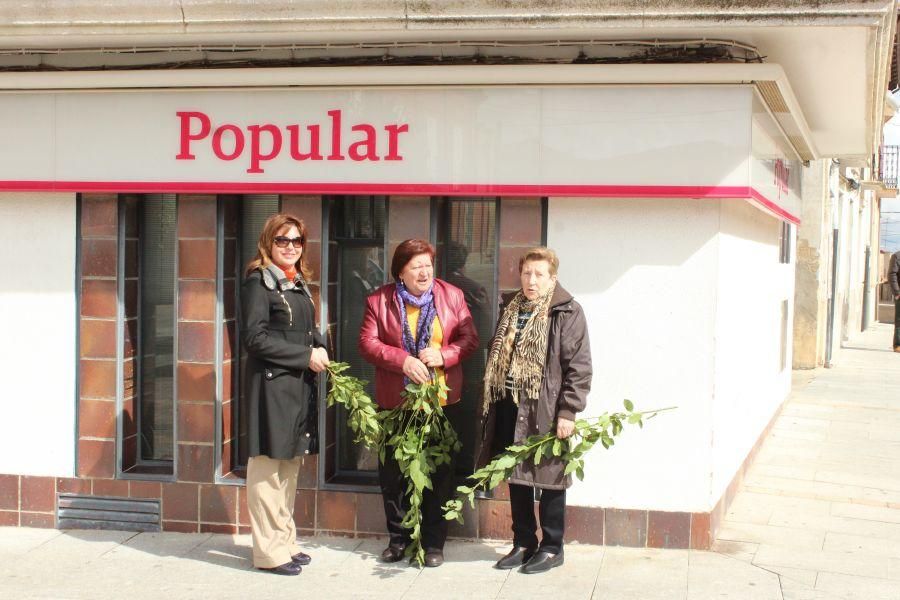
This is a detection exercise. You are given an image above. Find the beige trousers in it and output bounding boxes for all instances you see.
[246,455,303,568]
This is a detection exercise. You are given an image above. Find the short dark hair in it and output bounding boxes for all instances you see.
[391,239,436,280]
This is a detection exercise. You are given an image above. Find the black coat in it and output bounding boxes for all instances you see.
[241,268,324,460]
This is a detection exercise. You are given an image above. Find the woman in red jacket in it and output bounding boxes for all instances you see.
[358,239,479,567]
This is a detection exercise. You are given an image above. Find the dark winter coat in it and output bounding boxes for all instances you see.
[478,283,592,490]
[241,267,324,460]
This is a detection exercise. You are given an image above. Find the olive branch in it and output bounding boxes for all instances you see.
[325,362,459,567]
[441,401,676,523]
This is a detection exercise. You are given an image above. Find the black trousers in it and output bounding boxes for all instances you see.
[378,407,456,551]
[894,297,900,349]
[495,394,566,554]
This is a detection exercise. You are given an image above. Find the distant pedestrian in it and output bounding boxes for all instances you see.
[241,213,330,576]
[479,247,592,574]
[890,250,900,352]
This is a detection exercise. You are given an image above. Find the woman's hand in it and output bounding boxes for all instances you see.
[556,417,575,439]
[418,347,444,369]
[308,347,330,373]
[402,355,430,384]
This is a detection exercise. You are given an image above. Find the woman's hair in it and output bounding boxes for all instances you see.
[245,213,312,280]
[518,246,559,276]
[390,239,436,280]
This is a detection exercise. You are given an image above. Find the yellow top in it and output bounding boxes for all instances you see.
[406,306,447,406]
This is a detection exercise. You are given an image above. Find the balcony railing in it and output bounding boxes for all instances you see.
[880,145,899,189]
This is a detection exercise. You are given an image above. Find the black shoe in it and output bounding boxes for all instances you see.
[494,545,537,570]
[520,549,564,574]
[423,549,444,568]
[291,551,311,566]
[258,561,302,576]
[379,544,407,563]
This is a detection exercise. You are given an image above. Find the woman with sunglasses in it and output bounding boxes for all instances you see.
[241,213,329,576]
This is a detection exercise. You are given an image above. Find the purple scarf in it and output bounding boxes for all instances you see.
[396,281,437,381]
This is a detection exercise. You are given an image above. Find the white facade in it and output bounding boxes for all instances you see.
[550,197,792,512]
[0,192,77,476]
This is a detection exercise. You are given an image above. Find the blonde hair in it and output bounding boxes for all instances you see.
[245,213,312,280]
[518,247,559,276]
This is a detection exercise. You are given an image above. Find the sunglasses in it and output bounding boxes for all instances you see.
[273,236,304,249]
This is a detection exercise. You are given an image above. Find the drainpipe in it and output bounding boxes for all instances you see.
[862,244,871,331]
[825,161,842,368]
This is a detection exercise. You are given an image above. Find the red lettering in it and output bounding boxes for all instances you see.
[327,109,344,161]
[287,124,323,161]
[384,124,408,161]
[212,124,245,161]
[348,124,380,161]
[247,124,283,173]
[175,111,211,159]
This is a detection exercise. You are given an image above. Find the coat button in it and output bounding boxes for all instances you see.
[265,370,273,379]
[304,450,310,454]
[305,433,310,438]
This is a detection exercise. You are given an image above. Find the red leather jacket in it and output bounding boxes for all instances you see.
[358,279,479,409]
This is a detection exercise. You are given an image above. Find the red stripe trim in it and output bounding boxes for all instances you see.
[0,180,799,223]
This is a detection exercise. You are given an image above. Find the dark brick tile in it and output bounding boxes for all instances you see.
[0,475,19,510]
[179,280,216,321]
[565,505,604,545]
[162,482,199,522]
[178,322,216,363]
[280,196,322,241]
[92,479,130,498]
[178,402,214,444]
[81,279,117,319]
[221,360,233,402]
[647,511,691,549]
[478,499,513,541]
[80,319,117,359]
[163,520,199,533]
[604,508,647,547]
[124,279,138,319]
[21,477,55,512]
[294,489,316,530]
[77,440,115,479]
[56,478,91,496]
[81,238,117,277]
[316,490,355,532]
[691,512,712,550]
[177,195,217,239]
[355,491,384,534]
[20,512,55,528]
[178,362,216,404]
[199,485,238,524]
[129,481,162,500]
[200,523,238,534]
[179,239,217,279]
[499,197,543,245]
[222,321,235,361]
[447,500,478,540]
[80,359,117,399]
[81,194,117,237]
[297,455,317,490]
[178,444,215,483]
[0,510,18,526]
[78,399,116,440]
[239,525,251,536]
[238,487,249,527]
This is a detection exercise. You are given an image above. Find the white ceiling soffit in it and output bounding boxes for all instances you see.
[0,62,818,159]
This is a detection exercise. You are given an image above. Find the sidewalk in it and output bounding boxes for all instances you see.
[0,324,897,600]
[715,322,900,600]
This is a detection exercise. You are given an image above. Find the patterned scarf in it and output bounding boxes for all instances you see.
[482,283,556,415]
[396,281,437,382]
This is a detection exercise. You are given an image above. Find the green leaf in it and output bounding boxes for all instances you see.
[624,399,634,412]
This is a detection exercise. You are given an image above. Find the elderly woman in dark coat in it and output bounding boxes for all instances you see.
[241,213,329,576]
[480,247,592,574]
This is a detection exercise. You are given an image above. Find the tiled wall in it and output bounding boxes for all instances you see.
[0,192,787,550]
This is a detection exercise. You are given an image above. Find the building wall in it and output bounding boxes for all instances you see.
[548,197,719,513]
[0,193,77,477]
[711,199,793,507]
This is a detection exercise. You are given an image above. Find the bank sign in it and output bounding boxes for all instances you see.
[0,84,798,222]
